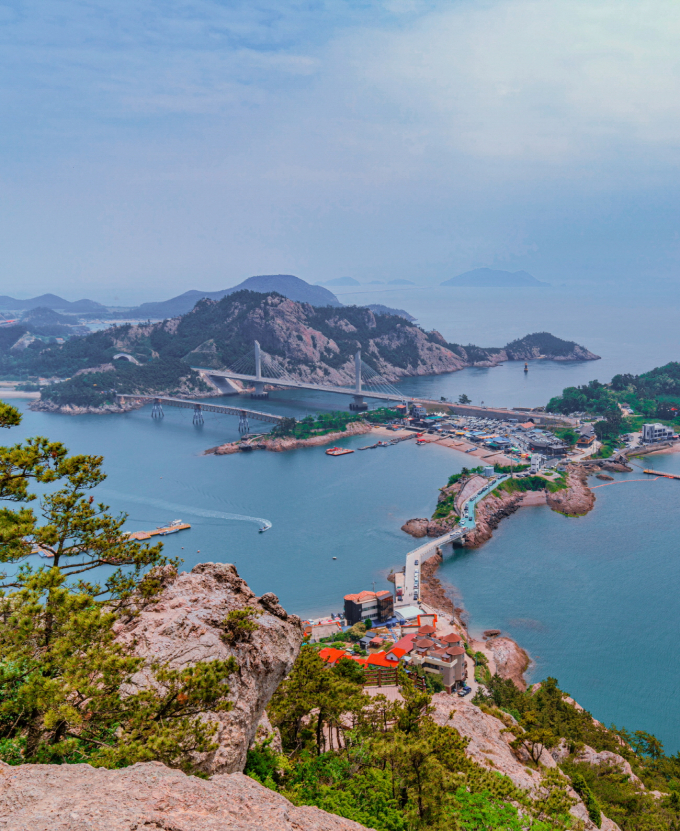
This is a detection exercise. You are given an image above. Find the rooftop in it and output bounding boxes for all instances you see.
[344,589,392,603]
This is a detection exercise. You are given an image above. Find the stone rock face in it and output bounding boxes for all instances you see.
[463,488,525,547]
[546,466,595,517]
[113,562,304,775]
[429,694,621,831]
[550,739,643,787]
[400,517,451,538]
[419,550,455,614]
[480,636,530,691]
[0,761,372,831]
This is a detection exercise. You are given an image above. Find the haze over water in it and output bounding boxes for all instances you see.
[7,282,680,751]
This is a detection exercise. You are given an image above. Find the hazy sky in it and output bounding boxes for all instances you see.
[2,0,680,303]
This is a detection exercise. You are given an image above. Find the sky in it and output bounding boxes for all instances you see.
[2,0,680,303]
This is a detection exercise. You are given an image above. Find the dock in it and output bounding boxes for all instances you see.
[643,469,680,479]
[126,521,191,540]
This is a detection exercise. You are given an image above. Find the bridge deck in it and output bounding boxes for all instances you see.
[117,394,283,424]
[194,368,406,402]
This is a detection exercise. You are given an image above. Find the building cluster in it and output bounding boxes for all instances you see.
[317,616,469,694]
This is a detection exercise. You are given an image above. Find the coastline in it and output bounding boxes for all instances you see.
[417,549,531,690]
[205,420,373,455]
[406,462,603,690]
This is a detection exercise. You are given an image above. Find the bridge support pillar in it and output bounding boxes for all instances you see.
[251,340,269,398]
[250,381,269,400]
[192,404,204,424]
[151,399,164,419]
[349,395,367,411]
[238,411,250,435]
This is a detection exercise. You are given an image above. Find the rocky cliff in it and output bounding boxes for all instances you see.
[0,762,372,831]
[429,694,621,831]
[113,562,304,775]
[18,293,599,404]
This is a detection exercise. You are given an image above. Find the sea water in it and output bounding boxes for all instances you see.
[4,280,680,750]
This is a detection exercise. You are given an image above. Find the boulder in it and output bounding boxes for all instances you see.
[113,562,303,775]
[0,761,372,831]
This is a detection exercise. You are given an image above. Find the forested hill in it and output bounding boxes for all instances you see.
[0,292,597,406]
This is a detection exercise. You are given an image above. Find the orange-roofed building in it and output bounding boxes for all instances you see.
[343,589,394,625]
[385,646,407,662]
[391,633,417,654]
[318,647,349,665]
[366,651,399,669]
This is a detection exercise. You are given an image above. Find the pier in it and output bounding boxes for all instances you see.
[643,469,680,479]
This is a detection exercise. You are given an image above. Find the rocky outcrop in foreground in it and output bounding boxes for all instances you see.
[0,761,371,831]
[113,563,304,775]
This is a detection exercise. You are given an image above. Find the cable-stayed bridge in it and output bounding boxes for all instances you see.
[193,341,407,410]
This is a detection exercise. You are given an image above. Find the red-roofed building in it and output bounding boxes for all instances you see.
[366,652,398,669]
[390,633,417,654]
[344,589,394,625]
[440,632,463,646]
[385,646,407,662]
[318,647,349,666]
[408,637,467,693]
[417,624,436,636]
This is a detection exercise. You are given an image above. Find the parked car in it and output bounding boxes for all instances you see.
[457,685,472,697]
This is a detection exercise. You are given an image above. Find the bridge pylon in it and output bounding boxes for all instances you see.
[151,398,164,419]
[238,410,250,434]
[349,349,368,411]
[251,340,269,400]
[192,404,204,424]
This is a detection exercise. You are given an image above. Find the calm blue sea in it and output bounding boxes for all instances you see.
[4,282,680,750]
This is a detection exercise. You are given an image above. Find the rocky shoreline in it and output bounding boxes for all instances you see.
[29,399,144,415]
[206,420,372,455]
[403,463,606,690]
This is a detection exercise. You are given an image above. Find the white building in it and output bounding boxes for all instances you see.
[530,453,544,473]
[641,423,674,444]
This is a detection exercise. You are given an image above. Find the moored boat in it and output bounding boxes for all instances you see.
[325,446,354,456]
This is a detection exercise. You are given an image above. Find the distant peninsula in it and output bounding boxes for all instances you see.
[442,268,550,287]
[2,291,599,410]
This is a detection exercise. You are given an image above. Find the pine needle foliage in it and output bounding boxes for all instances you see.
[0,401,237,770]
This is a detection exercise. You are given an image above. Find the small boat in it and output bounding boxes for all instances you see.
[259,526,269,533]
[158,519,188,536]
[332,556,337,560]
[325,446,354,456]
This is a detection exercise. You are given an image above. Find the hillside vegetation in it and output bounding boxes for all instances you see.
[547,363,680,451]
[0,291,597,406]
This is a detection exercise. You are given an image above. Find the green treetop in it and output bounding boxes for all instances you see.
[0,401,237,769]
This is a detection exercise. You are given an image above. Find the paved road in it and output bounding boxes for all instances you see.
[397,475,509,607]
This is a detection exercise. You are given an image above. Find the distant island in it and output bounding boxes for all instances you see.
[442,268,550,287]
[0,290,600,410]
[126,274,343,318]
[0,294,106,313]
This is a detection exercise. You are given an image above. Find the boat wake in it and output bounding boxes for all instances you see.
[100,489,272,532]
